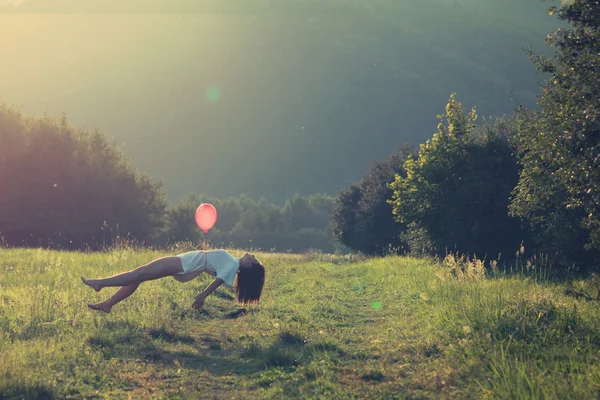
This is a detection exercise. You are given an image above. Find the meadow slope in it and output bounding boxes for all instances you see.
[1,248,599,399]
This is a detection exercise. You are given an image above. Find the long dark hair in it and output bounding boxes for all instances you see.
[235,261,265,304]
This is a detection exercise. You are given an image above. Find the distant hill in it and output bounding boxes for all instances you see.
[0,0,559,203]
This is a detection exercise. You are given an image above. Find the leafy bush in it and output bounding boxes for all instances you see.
[389,95,529,260]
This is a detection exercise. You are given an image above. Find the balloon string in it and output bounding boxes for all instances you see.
[203,234,207,269]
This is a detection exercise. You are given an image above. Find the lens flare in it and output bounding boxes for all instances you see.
[206,87,220,102]
[372,302,382,310]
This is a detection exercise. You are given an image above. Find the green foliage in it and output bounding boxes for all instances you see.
[389,95,528,259]
[510,0,600,270]
[161,193,337,253]
[1,248,600,398]
[0,105,167,249]
[332,145,414,255]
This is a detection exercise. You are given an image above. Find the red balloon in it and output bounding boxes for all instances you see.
[195,203,218,233]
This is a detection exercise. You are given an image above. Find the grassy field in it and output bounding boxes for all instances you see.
[1,247,599,399]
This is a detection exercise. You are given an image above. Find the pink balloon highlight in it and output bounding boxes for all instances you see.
[195,203,218,233]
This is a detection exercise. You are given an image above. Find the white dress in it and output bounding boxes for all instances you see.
[174,249,240,287]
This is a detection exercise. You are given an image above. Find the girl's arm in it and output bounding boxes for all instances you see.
[192,278,224,309]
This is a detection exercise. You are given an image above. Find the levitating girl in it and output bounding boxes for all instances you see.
[81,250,265,313]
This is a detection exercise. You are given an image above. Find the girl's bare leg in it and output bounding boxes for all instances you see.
[81,256,184,291]
[87,282,140,313]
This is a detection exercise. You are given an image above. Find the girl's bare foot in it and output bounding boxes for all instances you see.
[81,277,102,292]
[88,301,112,313]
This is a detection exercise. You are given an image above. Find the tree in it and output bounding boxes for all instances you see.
[332,145,414,255]
[510,0,600,269]
[389,95,528,259]
[161,194,203,244]
[161,192,337,252]
[0,105,167,249]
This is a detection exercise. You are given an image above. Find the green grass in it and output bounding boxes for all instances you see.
[1,248,599,399]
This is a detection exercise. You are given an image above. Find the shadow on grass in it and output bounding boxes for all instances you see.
[0,383,56,400]
[86,321,352,377]
[174,306,254,321]
[224,308,248,319]
[240,329,348,370]
[86,320,262,376]
[213,291,235,301]
[9,316,67,342]
[176,305,252,321]
[155,349,261,375]
[146,326,196,344]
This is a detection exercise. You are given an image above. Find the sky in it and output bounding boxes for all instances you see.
[0,0,24,5]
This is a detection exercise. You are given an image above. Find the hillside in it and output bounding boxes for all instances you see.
[0,0,559,203]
